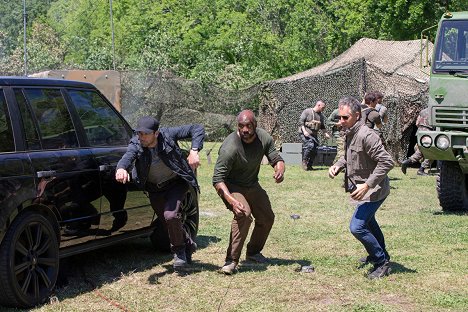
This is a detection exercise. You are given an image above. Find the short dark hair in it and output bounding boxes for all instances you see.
[364,92,377,105]
[374,91,384,100]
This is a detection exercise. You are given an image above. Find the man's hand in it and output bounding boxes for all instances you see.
[187,149,201,170]
[273,161,285,183]
[328,165,340,178]
[230,198,247,217]
[350,183,369,200]
[215,182,246,217]
[115,168,130,184]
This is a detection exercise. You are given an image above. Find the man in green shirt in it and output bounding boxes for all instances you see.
[213,110,285,275]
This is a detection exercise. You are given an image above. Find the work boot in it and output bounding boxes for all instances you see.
[367,260,391,279]
[173,249,187,270]
[400,159,413,175]
[417,167,428,176]
[246,252,270,264]
[219,261,238,275]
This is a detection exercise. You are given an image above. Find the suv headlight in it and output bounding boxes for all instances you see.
[435,134,450,150]
[420,135,432,148]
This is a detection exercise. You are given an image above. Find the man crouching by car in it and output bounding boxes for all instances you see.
[115,116,205,271]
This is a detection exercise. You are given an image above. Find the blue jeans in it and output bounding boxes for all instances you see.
[349,198,388,265]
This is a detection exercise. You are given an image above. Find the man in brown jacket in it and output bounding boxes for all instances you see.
[329,96,394,279]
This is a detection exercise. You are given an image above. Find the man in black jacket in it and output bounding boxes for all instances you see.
[115,116,205,270]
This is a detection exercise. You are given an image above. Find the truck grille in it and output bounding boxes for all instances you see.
[434,107,468,128]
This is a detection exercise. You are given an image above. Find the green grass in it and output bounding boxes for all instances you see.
[19,142,468,312]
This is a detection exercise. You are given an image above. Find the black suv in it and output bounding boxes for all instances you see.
[0,77,199,308]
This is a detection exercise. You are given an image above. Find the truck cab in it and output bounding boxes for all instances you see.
[418,11,468,211]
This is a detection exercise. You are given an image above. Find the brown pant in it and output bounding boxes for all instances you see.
[223,182,275,262]
[148,179,193,252]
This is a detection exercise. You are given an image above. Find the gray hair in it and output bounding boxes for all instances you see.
[338,97,361,115]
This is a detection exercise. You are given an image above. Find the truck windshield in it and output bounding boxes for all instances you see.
[433,20,468,73]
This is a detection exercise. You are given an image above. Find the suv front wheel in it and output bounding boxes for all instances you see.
[0,211,59,308]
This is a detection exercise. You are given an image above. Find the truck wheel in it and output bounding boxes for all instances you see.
[0,211,59,308]
[437,161,468,211]
[150,187,199,252]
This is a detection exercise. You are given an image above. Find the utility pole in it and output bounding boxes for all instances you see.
[109,0,116,70]
[23,0,28,76]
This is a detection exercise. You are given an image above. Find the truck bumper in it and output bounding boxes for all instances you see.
[417,130,468,173]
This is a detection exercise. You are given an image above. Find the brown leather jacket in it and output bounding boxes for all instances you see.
[335,119,394,204]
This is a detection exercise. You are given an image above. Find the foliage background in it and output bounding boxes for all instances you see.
[0,0,465,88]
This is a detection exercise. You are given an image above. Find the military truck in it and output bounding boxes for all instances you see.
[418,11,468,211]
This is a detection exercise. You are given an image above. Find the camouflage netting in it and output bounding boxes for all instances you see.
[258,38,433,163]
[120,70,261,143]
[6,38,432,162]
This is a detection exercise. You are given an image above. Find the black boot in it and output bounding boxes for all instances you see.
[401,159,413,175]
[173,248,187,270]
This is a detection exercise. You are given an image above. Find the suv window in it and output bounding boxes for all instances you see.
[0,90,14,152]
[15,89,41,150]
[16,88,78,150]
[68,89,131,146]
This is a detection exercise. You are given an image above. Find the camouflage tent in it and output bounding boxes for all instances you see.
[120,70,260,142]
[258,38,433,162]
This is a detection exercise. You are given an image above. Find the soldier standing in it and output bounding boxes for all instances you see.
[401,107,433,175]
[298,100,331,170]
[327,107,344,163]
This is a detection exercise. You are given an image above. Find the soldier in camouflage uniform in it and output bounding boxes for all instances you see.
[401,107,433,176]
[328,108,345,163]
[298,100,331,170]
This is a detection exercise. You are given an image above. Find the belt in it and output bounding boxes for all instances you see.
[149,176,181,191]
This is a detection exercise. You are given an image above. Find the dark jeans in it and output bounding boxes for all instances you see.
[147,178,194,252]
[223,182,275,262]
[349,198,388,265]
[300,134,319,169]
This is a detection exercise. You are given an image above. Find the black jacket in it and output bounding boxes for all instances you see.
[116,124,205,191]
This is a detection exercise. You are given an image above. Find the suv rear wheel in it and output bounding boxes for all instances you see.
[0,211,59,308]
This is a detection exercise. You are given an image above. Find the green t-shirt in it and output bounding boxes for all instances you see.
[212,128,282,187]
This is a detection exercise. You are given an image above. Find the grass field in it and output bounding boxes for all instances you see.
[14,142,468,312]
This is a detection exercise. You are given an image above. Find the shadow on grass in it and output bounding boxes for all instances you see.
[433,210,468,216]
[196,234,222,248]
[234,258,313,274]
[54,235,222,302]
[389,261,417,275]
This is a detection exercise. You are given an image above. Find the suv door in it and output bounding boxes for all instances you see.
[0,88,36,230]
[66,88,154,236]
[14,87,101,246]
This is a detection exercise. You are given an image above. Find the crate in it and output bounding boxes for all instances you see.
[312,146,337,166]
[280,143,302,164]
[280,143,337,166]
